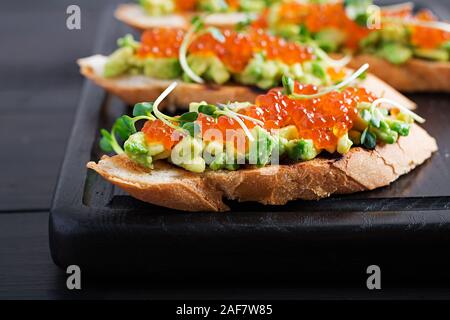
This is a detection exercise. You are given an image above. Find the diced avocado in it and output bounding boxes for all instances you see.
[239,54,264,84]
[279,125,299,141]
[370,127,398,144]
[380,25,409,44]
[203,141,224,165]
[239,0,267,12]
[209,153,226,171]
[299,62,326,86]
[274,24,302,40]
[387,119,410,136]
[336,133,353,154]
[139,0,175,15]
[187,54,210,76]
[170,136,206,173]
[257,61,280,89]
[239,55,299,89]
[239,53,330,89]
[239,54,282,89]
[124,132,152,168]
[413,48,449,62]
[104,47,134,78]
[128,55,146,69]
[238,55,282,89]
[198,0,228,12]
[261,61,279,79]
[182,159,206,173]
[274,136,288,158]
[153,149,171,160]
[143,57,182,79]
[297,73,323,87]
[209,151,240,171]
[442,41,450,51]
[205,56,231,84]
[147,143,165,156]
[314,28,346,52]
[186,54,230,84]
[247,126,274,167]
[359,30,381,50]
[376,43,412,65]
[311,61,327,80]
[286,139,319,161]
[288,63,304,79]
[117,34,140,50]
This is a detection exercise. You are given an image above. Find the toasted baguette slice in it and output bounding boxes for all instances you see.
[87,124,437,212]
[115,4,254,31]
[78,55,416,109]
[349,54,450,93]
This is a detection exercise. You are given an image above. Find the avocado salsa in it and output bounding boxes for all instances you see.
[103,25,352,90]
[259,0,450,64]
[99,72,423,174]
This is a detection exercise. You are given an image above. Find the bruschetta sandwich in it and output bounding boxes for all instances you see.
[87,72,437,212]
[115,0,276,30]
[78,21,414,108]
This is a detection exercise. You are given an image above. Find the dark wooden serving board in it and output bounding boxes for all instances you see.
[50,3,450,281]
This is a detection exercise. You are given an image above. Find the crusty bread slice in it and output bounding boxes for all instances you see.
[78,55,260,108]
[349,54,450,93]
[87,124,437,212]
[115,3,254,31]
[78,55,416,109]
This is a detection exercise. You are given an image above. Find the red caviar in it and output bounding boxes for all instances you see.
[141,84,376,151]
[136,28,314,73]
[251,84,376,149]
[189,29,254,73]
[174,0,196,11]
[137,28,185,58]
[225,0,240,10]
[273,1,370,49]
[410,9,450,49]
[142,119,179,149]
[189,28,315,72]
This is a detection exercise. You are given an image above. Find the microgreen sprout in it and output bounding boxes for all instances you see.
[287,63,369,100]
[311,43,351,68]
[370,98,425,124]
[179,17,226,84]
[216,109,255,142]
[218,103,264,127]
[117,34,140,49]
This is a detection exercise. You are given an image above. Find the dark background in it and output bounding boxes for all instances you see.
[0,0,449,299]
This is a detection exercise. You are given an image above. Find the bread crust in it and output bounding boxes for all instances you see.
[87,124,437,212]
[349,54,450,93]
[115,4,253,31]
[78,55,416,109]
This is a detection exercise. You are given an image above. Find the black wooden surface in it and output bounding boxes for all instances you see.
[1,0,450,300]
